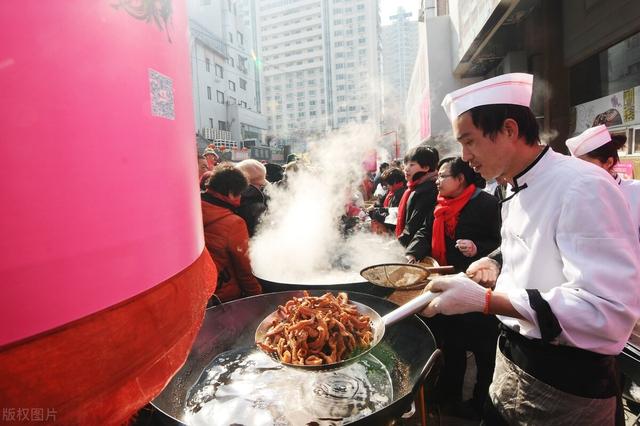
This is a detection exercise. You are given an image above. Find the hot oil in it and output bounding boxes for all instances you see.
[185,347,393,426]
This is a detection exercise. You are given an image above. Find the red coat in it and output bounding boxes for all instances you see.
[202,195,262,302]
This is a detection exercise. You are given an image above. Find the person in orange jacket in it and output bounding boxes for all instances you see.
[201,163,262,302]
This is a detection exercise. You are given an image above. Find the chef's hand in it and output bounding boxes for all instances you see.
[466,257,500,289]
[455,239,477,257]
[406,255,417,264]
[420,273,487,317]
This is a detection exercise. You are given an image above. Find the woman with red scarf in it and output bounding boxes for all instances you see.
[396,145,440,247]
[202,163,262,302]
[369,167,406,233]
[406,157,501,418]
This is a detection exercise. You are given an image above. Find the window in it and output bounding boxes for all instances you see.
[240,101,247,108]
[238,55,247,71]
[237,31,244,45]
[229,80,236,91]
[209,118,214,127]
[228,32,233,43]
[215,64,223,78]
[216,90,225,103]
[207,86,212,100]
[228,57,234,67]
[205,58,211,72]
[239,78,247,90]
[219,120,227,131]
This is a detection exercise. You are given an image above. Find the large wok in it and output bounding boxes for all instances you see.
[151,290,440,425]
[255,272,395,298]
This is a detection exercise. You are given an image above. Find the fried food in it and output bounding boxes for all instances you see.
[257,292,374,365]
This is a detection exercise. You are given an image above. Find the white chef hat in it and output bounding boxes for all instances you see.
[566,125,611,157]
[441,73,534,122]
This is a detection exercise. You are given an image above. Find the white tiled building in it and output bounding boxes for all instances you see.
[255,0,382,151]
[188,0,267,149]
[382,7,419,120]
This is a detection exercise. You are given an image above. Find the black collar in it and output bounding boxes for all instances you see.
[500,145,550,204]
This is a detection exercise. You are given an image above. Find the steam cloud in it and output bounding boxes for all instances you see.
[250,123,406,284]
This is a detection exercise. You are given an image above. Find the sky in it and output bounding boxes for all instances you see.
[380,0,421,26]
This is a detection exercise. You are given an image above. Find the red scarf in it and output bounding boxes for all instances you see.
[395,172,435,237]
[383,183,403,208]
[431,184,476,266]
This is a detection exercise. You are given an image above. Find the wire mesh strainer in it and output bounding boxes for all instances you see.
[360,263,454,290]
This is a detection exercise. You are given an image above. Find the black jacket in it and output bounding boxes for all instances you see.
[370,185,406,223]
[398,174,439,247]
[237,185,267,237]
[406,189,501,272]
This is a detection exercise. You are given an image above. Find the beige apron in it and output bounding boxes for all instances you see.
[488,345,616,425]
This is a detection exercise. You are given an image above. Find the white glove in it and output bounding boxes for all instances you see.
[421,273,487,317]
[466,256,500,289]
[455,239,477,257]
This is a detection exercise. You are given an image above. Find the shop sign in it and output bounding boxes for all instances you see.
[614,162,635,179]
[572,86,640,134]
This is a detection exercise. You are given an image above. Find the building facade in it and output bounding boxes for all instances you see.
[408,0,640,176]
[382,8,419,121]
[255,0,382,152]
[188,0,268,156]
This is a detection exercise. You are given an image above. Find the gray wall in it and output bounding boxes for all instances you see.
[563,0,640,66]
[426,16,476,136]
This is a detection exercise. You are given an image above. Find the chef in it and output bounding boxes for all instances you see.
[566,125,640,240]
[421,73,640,425]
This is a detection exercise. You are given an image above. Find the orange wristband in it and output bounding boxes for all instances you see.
[483,288,492,315]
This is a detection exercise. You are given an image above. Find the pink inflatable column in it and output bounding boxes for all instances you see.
[0,2,216,423]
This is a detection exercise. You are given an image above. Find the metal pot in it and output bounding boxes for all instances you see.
[151,290,440,425]
[255,272,395,298]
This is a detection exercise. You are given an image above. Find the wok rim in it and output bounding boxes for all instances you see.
[253,269,372,287]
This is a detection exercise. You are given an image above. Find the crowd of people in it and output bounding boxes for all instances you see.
[195,72,640,425]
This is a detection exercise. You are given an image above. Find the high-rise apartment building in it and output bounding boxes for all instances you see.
[255,0,382,150]
[188,0,267,152]
[382,7,419,120]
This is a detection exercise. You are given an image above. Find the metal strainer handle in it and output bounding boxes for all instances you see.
[381,291,437,327]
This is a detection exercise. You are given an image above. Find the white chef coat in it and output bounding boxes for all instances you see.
[616,174,640,239]
[496,146,640,355]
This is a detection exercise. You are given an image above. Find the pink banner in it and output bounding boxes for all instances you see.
[420,91,431,140]
[0,1,203,346]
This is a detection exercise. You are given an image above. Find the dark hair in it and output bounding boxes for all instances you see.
[439,156,486,188]
[379,162,390,172]
[468,104,540,146]
[403,145,439,171]
[584,135,626,166]
[265,162,284,183]
[206,162,248,196]
[199,170,213,191]
[380,167,406,185]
